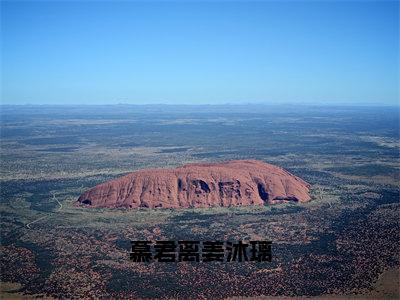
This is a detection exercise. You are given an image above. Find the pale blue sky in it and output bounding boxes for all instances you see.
[1,1,399,105]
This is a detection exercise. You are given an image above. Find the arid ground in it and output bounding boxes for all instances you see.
[1,105,399,299]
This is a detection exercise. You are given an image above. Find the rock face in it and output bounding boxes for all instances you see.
[77,160,311,209]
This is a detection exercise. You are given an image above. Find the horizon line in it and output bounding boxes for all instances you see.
[0,102,399,108]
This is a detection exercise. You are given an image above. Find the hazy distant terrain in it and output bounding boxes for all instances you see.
[1,105,399,299]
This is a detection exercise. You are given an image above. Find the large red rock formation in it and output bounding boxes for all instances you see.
[77,160,311,209]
